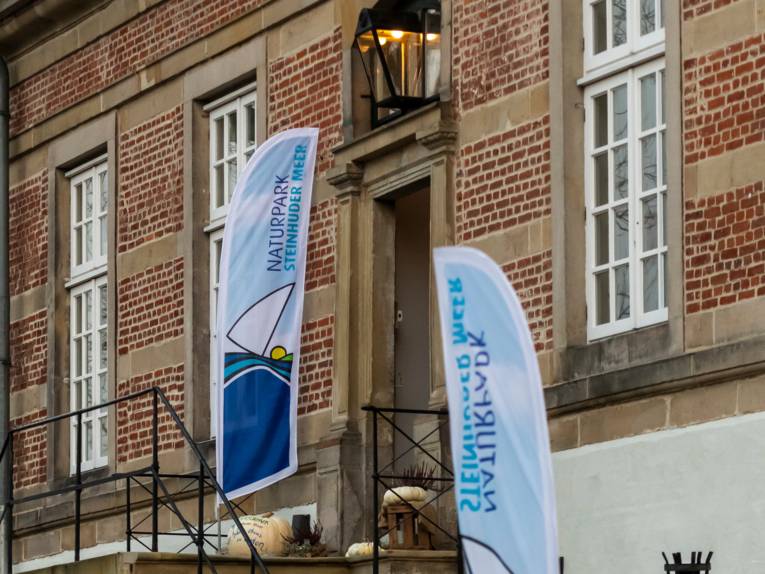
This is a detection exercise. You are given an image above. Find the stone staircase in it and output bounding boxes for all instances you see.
[23,550,459,574]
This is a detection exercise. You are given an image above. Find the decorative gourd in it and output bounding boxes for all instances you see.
[227,513,292,557]
[345,541,375,558]
[383,485,428,507]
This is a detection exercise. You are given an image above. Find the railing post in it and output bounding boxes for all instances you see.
[151,389,159,553]
[74,413,82,562]
[372,409,379,574]
[197,461,204,574]
[125,476,131,552]
[5,434,12,574]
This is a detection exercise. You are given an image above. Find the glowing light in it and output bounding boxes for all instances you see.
[426,33,438,42]
[390,30,404,39]
[379,37,387,46]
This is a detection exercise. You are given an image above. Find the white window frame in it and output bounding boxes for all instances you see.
[584,0,665,74]
[67,159,109,472]
[206,86,257,436]
[208,87,257,224]
[585,58,668,340]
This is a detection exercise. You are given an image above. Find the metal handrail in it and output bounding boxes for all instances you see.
[0,386,270,574]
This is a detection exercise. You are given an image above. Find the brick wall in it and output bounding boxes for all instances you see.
[268,28,343,176]
[10,0,267,136]
[117,258,184,356]
[118,106,184,254]
[503,250,553,353]
[683,3,765,314]
[116,365,185,463]
[12,408,47,490]
[9,170,47,297]
[453,0,549,113]
[456,115,551,242]
[9,310,47,394]
[683,34,765,165]
[685,181,765,313]
[305,199,337,292]
[297,315,334,416]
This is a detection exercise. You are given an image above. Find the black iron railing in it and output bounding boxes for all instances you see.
[663,552,713,573]
[0,386,269,574]
[362,405,461,574]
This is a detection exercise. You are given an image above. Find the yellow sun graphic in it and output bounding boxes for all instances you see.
[270,346,288,360]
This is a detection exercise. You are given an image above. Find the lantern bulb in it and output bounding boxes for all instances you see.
[426,33,438,41]
[390,30,404,39]
[379,37,387,46]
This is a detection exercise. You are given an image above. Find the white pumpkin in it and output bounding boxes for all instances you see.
[383,486,428,507]
[345,541,376,558]
[227,513,293,557]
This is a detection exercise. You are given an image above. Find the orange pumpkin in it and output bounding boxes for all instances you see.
[227,513,293,557]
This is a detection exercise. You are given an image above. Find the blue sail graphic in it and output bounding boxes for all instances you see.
[222,284,295,493]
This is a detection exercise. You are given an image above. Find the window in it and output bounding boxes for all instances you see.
[583,0,666,340]
[205,84,257,435]
[584,0,664,73]
[208,87,257,222]
[66,158,109,471]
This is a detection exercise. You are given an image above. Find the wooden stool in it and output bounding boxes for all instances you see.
[379,503,434,550]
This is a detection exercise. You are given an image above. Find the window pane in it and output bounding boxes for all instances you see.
[85,178,93,218]
[613,144,629,200]
[75,294,83,334]
[99,329,107,370]
[85,377,93,408]
[245,150,254,163]
[661,191,667,246]
[85,290,92,330]
[85,420,93,462]
[99,215,107,258]
[660,70,665,124]
[75,227,83,266]
[612,84,628,141]
[99,284,107,326]
[73,380,82,410]
[595,212,609,265]
[596,271,610,325]
[593,0,607,54]
[74,184,83,223]
[594,153,609,206]
[227,158,238,197]
[246,103,256,148]
[215,164,225,209]
[615,264,630,320]
[660,130,667,187]
[641,0,656,35]
[74,338,82,378]
[99,171,108,212]
[214,117,224,161]
[614,204,629,260]
[642,196,658,250]
[99,373,107,404]
[662,253,668,307]
[227,112,237,156]
[641,134,657,191]
[612,0,626,46]
[85,222,93,263]
[594,94,608,148]
[100,417,108,458]
[643,255,659,312]
[85,334,92,374]
[214,239,223,284]
[641,73,656,131]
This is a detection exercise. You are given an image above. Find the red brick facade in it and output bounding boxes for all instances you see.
[456,116,551,243]
[683,2,765,314]
[297,315,334,416]
[683,34,765,165]
[116,365,185,464]
[452,0,549,113]
[9,170,47,297]
[11,408,47,490]
[268,28,343,176]
[305,199,337,292]
[9,310,47,394]
[9,0,268,136]
[118,106,184,254]
[117,258,184,356]
[503,250,554,353]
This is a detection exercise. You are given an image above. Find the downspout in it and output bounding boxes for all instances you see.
[0,56,10,574]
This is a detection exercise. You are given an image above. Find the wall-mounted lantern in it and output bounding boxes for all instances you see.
[353,1,441,127]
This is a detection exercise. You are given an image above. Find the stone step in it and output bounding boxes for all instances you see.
[23,550,459,574]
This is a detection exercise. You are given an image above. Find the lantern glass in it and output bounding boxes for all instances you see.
[423,9,441,98]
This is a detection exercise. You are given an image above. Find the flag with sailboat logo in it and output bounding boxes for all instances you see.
[216,128,319,498]
[434,246,559,573]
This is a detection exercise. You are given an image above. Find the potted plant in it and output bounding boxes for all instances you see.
[383,462,437,507]
[283,520,328,558]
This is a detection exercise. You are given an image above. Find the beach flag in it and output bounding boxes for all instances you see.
[433,246,559,573]
[216,128,319,498]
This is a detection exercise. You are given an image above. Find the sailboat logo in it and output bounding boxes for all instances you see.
[221,283,295,494]
[223,283,295,385]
